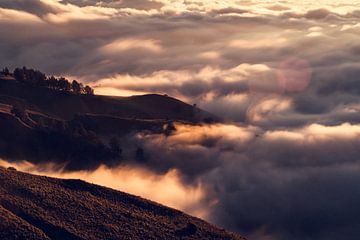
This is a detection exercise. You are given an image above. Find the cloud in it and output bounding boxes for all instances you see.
[91,64,271,104]
[99,38,163,54]
[0,7,43,23]
[2,0,360,239]
[0,0,57,16]
[60,0,164,10]
[128,122,360,239]
[8,121,356,239]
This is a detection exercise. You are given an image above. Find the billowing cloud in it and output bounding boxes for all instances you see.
[2,1,360,239]
[5,121,360,239]
[0,0,57,16]
[130,122,360,239]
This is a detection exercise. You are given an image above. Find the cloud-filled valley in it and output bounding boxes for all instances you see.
[2,1,360,239]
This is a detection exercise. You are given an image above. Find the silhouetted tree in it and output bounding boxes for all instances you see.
[14,68,24,81]
[46,76,57,90]
[58,77,71,91]
[34,70,46,85]
[84,85,94,95]
[1,67,10,75]
[12,66,94,95]
[71,80,81,94]
[79,82,85,94]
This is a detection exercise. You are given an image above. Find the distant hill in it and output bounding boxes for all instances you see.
[0,79,218,122]
[0,77,219,171]
[0,167,245,240]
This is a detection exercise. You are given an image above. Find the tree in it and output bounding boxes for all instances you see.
[79,82,85,94]
[84,85,94,95]
[12,66,92,95]
[14,68,24,81]
[58,77,71,91]
[34,70,46,85]
[46,76,58,90]
[1,67,9,75]
[71,80,81,94]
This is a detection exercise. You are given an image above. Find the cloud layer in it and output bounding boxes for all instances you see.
[2,1,360,239]
[129,122,360,240]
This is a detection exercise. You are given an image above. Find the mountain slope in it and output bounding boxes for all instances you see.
[0,80,218,123]
[0,167,245,240]
[0,78,219,171]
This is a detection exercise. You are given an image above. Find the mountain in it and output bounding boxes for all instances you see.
[0,76,218,171]
[0,167,245,240]
[0,78,217,122]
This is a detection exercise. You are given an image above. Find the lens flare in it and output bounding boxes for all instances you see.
[277,57,312,93]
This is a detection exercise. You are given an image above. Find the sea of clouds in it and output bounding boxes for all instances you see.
[2,1,360,239]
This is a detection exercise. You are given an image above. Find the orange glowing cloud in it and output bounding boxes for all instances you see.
[264,123,360,143]
[230,38,288,49]
[0,8,43,23]
[100,38,163,54]
[91,63,272,102]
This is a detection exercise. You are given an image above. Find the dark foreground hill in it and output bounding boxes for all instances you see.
[0,167,245,240]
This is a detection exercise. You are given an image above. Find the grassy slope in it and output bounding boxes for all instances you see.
[0,80,217,122]
[0,168,245,240]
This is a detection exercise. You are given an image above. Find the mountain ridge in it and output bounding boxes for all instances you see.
[0,78,218,123]
[0,77,219,171]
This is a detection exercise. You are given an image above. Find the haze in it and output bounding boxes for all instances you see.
[1,1,360,239]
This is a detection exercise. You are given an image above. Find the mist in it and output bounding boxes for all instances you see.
[2,1,360,239]
[3,121,360,239]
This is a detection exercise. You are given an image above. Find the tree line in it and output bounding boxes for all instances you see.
[1,67,94,95]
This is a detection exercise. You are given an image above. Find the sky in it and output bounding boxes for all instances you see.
[2,0,360,239]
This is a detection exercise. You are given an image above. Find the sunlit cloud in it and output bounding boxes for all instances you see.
[100,38,163,54]
[341,23,360,31]
[230,38,288,49]
[41,0,118,22]
[0,8,43,23]
[2,0,360,239]
[91,63,272,103]
[247,96,293,123]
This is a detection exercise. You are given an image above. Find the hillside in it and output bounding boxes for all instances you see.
[0,167,245,240]
[0,79,217,123]
[0,77,219,170]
